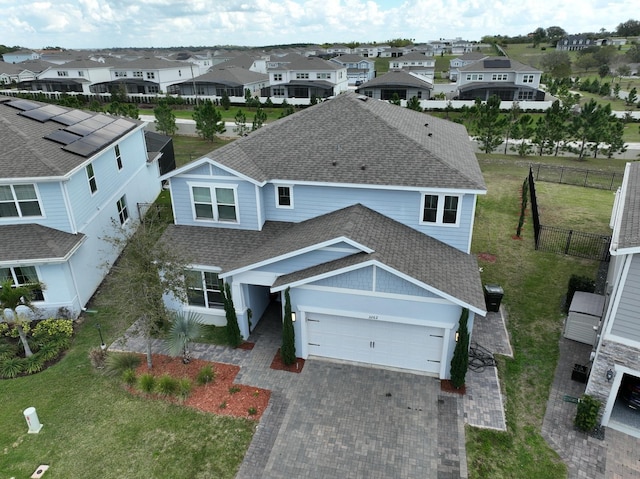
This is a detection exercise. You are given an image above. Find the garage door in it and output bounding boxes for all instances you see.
[306,313,444,375]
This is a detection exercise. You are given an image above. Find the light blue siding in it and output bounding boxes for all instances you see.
[0,181,71,231]
[611,254,640,342]
[170,175,260,230]
[375,268,437,298]
[181,162,236,177]
[244,284,271,332]
[254,244,359,274]
[312,266,374,291]
[262,184,474,251]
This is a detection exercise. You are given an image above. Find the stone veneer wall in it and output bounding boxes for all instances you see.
[586,339,640,419]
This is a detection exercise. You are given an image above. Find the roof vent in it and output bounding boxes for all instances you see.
[428,133,433,137]
[424,123,429,127]
[361,164,367,170]
[332,160,338,166]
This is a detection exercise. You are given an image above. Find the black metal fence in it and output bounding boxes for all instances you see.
[530,163,623,191]
[527,167,611,262]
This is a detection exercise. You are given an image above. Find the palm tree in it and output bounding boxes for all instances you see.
[0,279,41,357]
[166,310,204,364]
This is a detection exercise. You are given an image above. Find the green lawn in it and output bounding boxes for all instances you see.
[141,106,286,123]
[466,155,624,478]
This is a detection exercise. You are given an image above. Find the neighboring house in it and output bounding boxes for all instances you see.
[325,44,352,56]
[556,35,597,51]
[449,53,490,82]
[329,54,376,85]
[352,44,383,58]
[388,52,436,80]
[0,96,164,318]
[167,65,269,97]
[267,56,348,99]
[456,58,544,101]
[0,62,23,85]
[218,53,268,74]
[356,70,433,100]
[28,59,112,94]
[159,92,487,378]
[586,162,640,435]
[379,47,411,58]
[2,50,41,64]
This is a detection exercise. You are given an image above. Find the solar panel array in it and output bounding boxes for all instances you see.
[7,99,137,158]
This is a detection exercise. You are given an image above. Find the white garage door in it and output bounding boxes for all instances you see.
[306,313,444,375]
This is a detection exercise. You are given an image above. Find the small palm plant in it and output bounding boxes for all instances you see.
[166,311,204,364]
[0,279,43,358]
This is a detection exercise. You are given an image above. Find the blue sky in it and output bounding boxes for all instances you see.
[0,0,636,50]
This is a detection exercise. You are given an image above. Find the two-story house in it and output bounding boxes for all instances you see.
[555,35,597,51]
[388,52,436,80]
[167,65,269,97]
[356,70,433,101]
[456,58,544,101]
[159,92,487,378]
[2,50,41,64]
[448,52,490,81]
[267,56,348,100]
[0,96,163,318]
[32,59,113,94]
[586,162,640,436]
[329,54,376,85]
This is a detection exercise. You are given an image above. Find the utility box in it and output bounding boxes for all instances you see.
[484,284,504,312]
[564,292,605,346]
[24,407,43,434]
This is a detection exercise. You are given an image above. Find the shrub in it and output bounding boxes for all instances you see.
[122,368,137,386]
[196,364,215,385]
[450,308,470,389]
[0,340,17,360]
[138,373,156,394]
[177,378,192,401]
[156,374,179,396]
[105,353,142,377]
[575,394,601,432]
[37,342,61,362]
[565,275,596,312]
[88,347,107,369]
[248,407,257,416]
[24,354,45,374]
[281,287,296,365]
[0,357,25,378]
[32,318,74,340]
[219,400,227,409]
[229,385,241,394]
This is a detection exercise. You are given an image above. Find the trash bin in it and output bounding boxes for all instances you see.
[571,364,588,383]
[484,284,504,312]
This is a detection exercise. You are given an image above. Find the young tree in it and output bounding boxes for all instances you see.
[470,95,507,154]
[406,96,423,112]
[234,109,249,136]
[626,87,638,106]
[389,93,401,106]
[569,99,612,160]
[281,287,296,365]
[193,99,226,142]
[540,51,572,78]
[252,106,267,131]
[503,101,521,154]
[154,99,177,136]
[531,27,546,48]
[0,279,43,357]
[220,90,231,110]
[166,310,203,363]
[509,114,536,157]
[101,215,191,369]
[450,308,469,389]
[223,282,242,348]
[279,99,295,118]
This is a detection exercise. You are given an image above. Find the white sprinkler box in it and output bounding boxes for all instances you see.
[24,407,43,434]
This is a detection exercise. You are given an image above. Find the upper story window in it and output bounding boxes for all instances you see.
[116,195,129,225]
[78,71,85,77]
[115,144,123,170]
[296,73,309,79]
[185,270,224,308]
[317,73,331,79]
[522,74,535,83]
[191,185,238,223]
[465,73,483,81]
[146,72,155,80]
[86,163,98,194]
[0,266,44,301]
[420,194,460,226]
[275,185,293,209]
[114,71,127,77]
[133,71,143,78]
[57,71,69,77]
[273,73,283,81]
[491,74,508,81]
[0,184,43,218]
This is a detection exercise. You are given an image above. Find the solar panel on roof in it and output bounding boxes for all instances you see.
[483,59,511,68]
[65,122,95,136]
[44,129,82,145]
[6,99,40,111]
[20,104,68,122]
[63,138,101,157]
[51,109,93,126]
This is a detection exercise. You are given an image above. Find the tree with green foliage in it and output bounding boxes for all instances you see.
[626,87,638,106]
[626,44,640,63]
[234,109,249,136]
[0,279,43,357]
[154,99,177,136]
[503,101,521,154]
[509,114,536,157]
[569,99,616,160]
[613,83,621,99]
[389,92,401,106]
[252,106,267,131]
[540,51,572,78]
[406,96,423,112]
[574,53,598,72]
[223,282,242,348]
[220,90,231,110]
[450,308,469,389]
[602,119,627,159]
[616,19,640,36]
[281,287,296,365]
[546,26,567,45]
[598,64,610,80]
[166,310,203,363]
[531,27,546,48]
[264,97,274,108]
[279,99,295,118]
[470,95,507,154]
[193,99,226,142]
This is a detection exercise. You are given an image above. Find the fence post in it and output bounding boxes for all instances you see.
[559,167,564,184]
[610,173,616,191]
[584,170,589,187]
[565,230,573,255]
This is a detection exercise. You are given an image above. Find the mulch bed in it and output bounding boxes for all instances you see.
[270,348,305,373]
[440,379,466,395]
[237,341,255,351]
[477,252,497,263]
[132,354,270,420]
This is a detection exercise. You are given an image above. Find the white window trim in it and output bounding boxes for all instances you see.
[274,184,294,209]
[419,193,461,227]
[0,183,45,219]
[115,144,123,171]
[116,195,129,226]
[185,269,225,309]
[188,182,240,224]
[0,265,45,302]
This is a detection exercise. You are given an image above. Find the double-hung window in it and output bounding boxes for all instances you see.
[275,185,293,208]
[86,163,98,194]
[421,194,460,225]
[185,270,224,308]
[191,185,238,222]
[0,184,42,218]
[115,144,123,170]
[0,266,44,301]
[116,195,129,225]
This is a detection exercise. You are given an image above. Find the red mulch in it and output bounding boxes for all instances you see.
[477,252,497,263]
[237,341,255,351]
[133,354,270,420]
[440,379,466,395]
[270,348,305,373]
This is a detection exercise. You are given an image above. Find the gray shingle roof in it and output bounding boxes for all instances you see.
[616,162,640,250]
[459,58,540,73]
[357,70,433,89]
[193,92,485,191]
[0,224,85,263]
[159,204,485,312]
[189,66,268,86]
